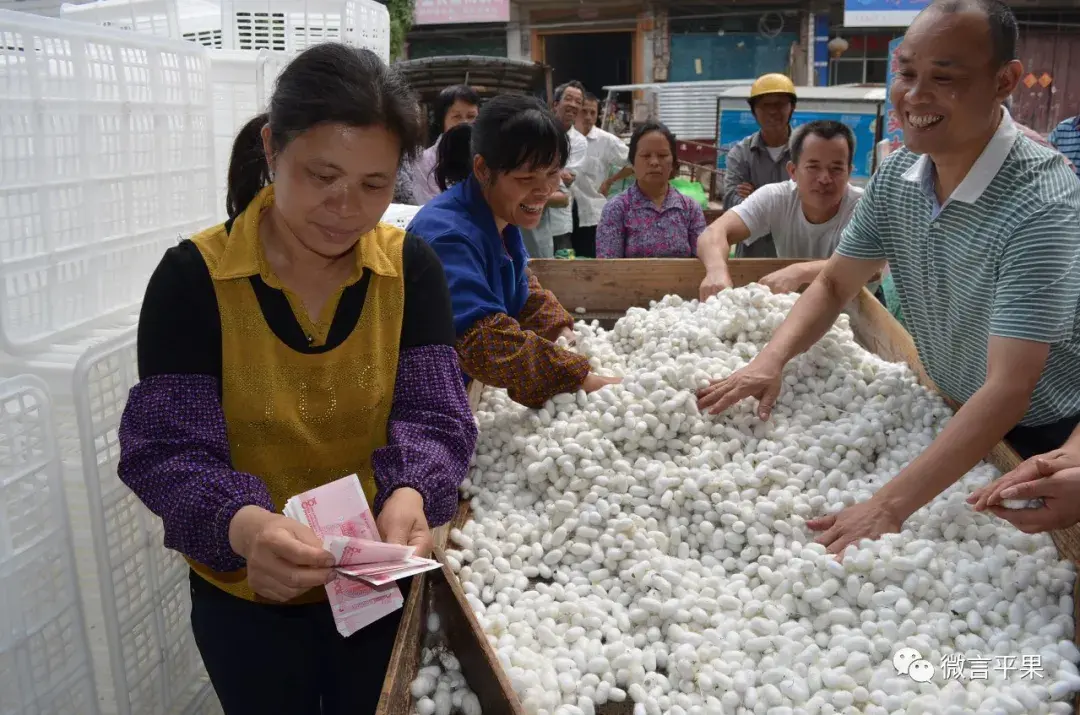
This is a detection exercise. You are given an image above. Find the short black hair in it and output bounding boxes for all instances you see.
[789,120,856,166]
[583,92,599,105]
[927,0,1018,66]
[435,94,569,190]
[554,80,586,104]
[227,43,421,219]
[431,84,480,143]
[628,121,678,164]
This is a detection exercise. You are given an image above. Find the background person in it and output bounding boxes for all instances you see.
[698,120,864,298]
[406,84,480,204]
[570,92,633,258]
[696,0,1080,556]
[722,73,798,259]
[1049,112,1080,180]
[545,80,588,258]
[116,45,477,715]
[407,95,621,408]
[595,121,706,259]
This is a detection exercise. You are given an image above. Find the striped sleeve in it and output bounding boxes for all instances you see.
[990,202,1080,343]
[835,171,886,261]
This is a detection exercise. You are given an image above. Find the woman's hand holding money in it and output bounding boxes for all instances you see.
[376,488,434,558]
[229,505,336,602]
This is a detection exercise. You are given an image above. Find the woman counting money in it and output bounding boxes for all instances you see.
[406,95,622,408]
[116,45,477,715]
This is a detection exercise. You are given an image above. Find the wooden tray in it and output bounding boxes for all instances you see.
[379,258,1080,713]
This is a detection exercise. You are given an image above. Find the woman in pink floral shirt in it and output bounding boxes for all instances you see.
[596,121,707,258]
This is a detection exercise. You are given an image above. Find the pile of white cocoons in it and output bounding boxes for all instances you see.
[411,611,483,715]
[447,286,1080,715]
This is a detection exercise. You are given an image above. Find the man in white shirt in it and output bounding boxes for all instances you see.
[698,120,864,298]
[547,80,588,258]
[571,92,634,257]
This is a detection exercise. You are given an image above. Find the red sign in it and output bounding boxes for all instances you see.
[413,0,510,25]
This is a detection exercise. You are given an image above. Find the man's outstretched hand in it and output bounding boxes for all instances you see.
[696,357,783,418]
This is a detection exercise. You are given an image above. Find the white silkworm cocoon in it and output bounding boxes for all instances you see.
[449,288,1078,715]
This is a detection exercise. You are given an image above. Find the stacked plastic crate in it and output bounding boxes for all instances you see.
[0,9,219,715]
[0,375,100,715]
[64,0,392,218]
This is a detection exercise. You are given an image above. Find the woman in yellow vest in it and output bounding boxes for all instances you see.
[116,44,477,715]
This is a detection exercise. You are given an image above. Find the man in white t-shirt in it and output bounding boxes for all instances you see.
[698,120,864,299]
[571,92,633,257]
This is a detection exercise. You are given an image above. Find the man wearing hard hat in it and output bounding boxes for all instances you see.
[722,73,797,258]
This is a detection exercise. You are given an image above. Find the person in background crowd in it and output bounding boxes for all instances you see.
[533,80,588,259]
[722,73,798,258]
[698,120,866,297]
[571,92,633,258]
[697,0,1080,555]
[1049,111,1080,180]
[116,45,477,715]
[407,84,480,204]
[596,121,706,258]
[407,95,621,408]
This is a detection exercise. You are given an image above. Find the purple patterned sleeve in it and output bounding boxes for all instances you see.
[372,344,478,527]
[117,374,275,572]
[596,194,628,258]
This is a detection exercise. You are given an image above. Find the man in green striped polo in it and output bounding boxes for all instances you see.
[696,0,1080,552]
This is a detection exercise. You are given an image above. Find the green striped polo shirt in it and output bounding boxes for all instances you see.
[836,111,1080,427]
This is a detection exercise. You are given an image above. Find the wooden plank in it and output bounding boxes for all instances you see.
[429,549,527,715]
[376,571,428,715]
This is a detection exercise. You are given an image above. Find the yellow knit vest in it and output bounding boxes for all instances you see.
[187,186,405,603]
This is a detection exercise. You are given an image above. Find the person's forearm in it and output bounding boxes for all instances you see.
[758,273,849,367]
[457,314,591,408]
[117,375,275,572]
[372,345,478,527]
[548,192,569,208]
[794,260,829,287]
[608,165,633,185]
[875,382,1032,520]
[698,229,732,275]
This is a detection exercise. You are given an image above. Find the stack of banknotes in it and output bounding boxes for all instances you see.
[284,474,441,636]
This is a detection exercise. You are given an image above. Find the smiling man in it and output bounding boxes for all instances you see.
[696,0,1080,555]
[698,120,864,298]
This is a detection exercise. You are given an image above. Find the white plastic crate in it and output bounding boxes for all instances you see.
[61,0,225,48]
[221,0,391,63]
[381,203,421,230]
[68,331,214,715]
[0,374,99,715]
[208,48,289,221]
[0,10,217,353]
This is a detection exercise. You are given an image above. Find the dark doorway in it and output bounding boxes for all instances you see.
[543,32,633,98]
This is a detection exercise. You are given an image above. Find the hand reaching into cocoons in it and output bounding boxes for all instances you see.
[453,287,1080,715]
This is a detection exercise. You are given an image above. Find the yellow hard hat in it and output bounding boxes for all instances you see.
[749,73,796,100]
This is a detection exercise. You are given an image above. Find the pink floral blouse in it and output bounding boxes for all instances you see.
[596,182,707,258]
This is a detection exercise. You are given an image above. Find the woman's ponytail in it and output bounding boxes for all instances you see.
[226,113,271,219]
[435,123,474,191]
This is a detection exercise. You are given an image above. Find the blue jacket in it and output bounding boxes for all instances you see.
[406,175,531,338]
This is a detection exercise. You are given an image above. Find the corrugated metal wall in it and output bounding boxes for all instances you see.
[653,80,754,140]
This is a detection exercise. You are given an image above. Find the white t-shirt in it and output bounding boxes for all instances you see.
[766,145,786,161]
[547,126,589,236]
[571,127,630,227]
[732,180,864,258]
